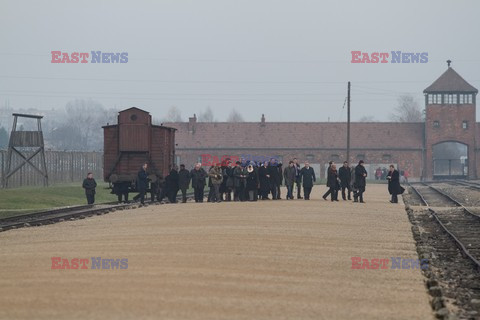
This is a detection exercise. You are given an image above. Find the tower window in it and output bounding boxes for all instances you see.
[467,94,473,104]
[433,121,440,128]
[459,94,464,104]
[462,121,468,129]
[428,94,433,104]
[453,94,457,104]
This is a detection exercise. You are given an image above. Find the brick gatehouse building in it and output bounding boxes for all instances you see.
[167,64,478,181]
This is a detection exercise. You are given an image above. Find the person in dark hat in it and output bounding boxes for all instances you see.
[354,160,367,203]
[387,164,405,203]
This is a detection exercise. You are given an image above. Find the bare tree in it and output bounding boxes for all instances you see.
[390,95,423,122]
[198,106,215,122]
[47,99,117,151]
[226,109,244,122]
[163,105,183,122]
[358,115,376,122]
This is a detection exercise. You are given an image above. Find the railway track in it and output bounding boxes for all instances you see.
[0,192,198,233]
[410,183,480,271]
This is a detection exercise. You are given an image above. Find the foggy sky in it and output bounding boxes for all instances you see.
[0,0,479,123]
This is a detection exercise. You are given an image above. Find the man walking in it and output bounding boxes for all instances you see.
[354,160,367,203]
[82,172,97,204]
[293,158,303,199]
[300,161,316,200]
[322,161,334,200]
[338,161,352,200]
[133,163,148,205]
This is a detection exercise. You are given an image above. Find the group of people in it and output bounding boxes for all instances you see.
[82,159,405,205]
[147,158,317,204]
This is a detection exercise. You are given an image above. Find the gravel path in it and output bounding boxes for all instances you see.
[0,185,432,320]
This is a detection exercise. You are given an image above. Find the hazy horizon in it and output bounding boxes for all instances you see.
[1,0,479,124]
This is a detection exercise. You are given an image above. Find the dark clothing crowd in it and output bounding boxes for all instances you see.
[99,159,405,206]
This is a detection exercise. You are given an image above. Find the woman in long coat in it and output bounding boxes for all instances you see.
[387,165,404,203]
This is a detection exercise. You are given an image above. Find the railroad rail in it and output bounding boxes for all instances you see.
[409,182,480,271]
[0,192,199,233]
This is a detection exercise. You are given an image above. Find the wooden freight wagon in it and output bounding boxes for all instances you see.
[103,107,176,196]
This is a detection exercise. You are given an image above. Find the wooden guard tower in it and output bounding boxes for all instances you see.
[3,113,49,188]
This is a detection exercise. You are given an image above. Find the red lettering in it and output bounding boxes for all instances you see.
[79,259,89,269]
[71,258,79,269]
[379,52,389,63]
[51,51,61,63]
[370,258,379,269]
[71,52,79,63]
[351,257,362,269]
[361,52,371,63]
[201,154,212,166]
[351,51,361,63]
[61,52,71,63]
[51,257,62,269]
[361,258,370,269]
[370,52,379,63]
[61,258,70,269]
[380,258,389,269]
[79,52,89,63]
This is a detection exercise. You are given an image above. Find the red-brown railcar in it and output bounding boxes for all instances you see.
[103,107,175,195]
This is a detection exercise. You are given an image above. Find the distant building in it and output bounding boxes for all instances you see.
[166,63,479,180]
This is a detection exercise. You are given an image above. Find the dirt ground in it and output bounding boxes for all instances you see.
[0,185,432,320]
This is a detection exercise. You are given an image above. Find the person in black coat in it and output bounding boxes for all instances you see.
[338,161,352,201]
[190,163,207,202]
[82,172,97,204]
[327,164,339,201]
[166,166,179,203]
[300,161,316,200]
[246,164,259,201]
[233,161,247,201]
[224,162,235,201]
[354,160,367,203]
[293,158,303,199]
[114,181,130,203]
[178,164,191,203]
[258,161,270,200]
[322,161,334,200]
[267,159,279,200]
[387,165,404,203]
[133,163,149,205]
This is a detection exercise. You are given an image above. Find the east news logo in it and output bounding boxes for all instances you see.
[351,51,428,63]
[51,257,128,269]
[51,51,128,63]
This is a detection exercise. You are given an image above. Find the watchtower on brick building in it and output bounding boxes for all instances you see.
[423,60,478,179]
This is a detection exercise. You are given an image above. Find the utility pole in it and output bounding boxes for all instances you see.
[347,81,351,164]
